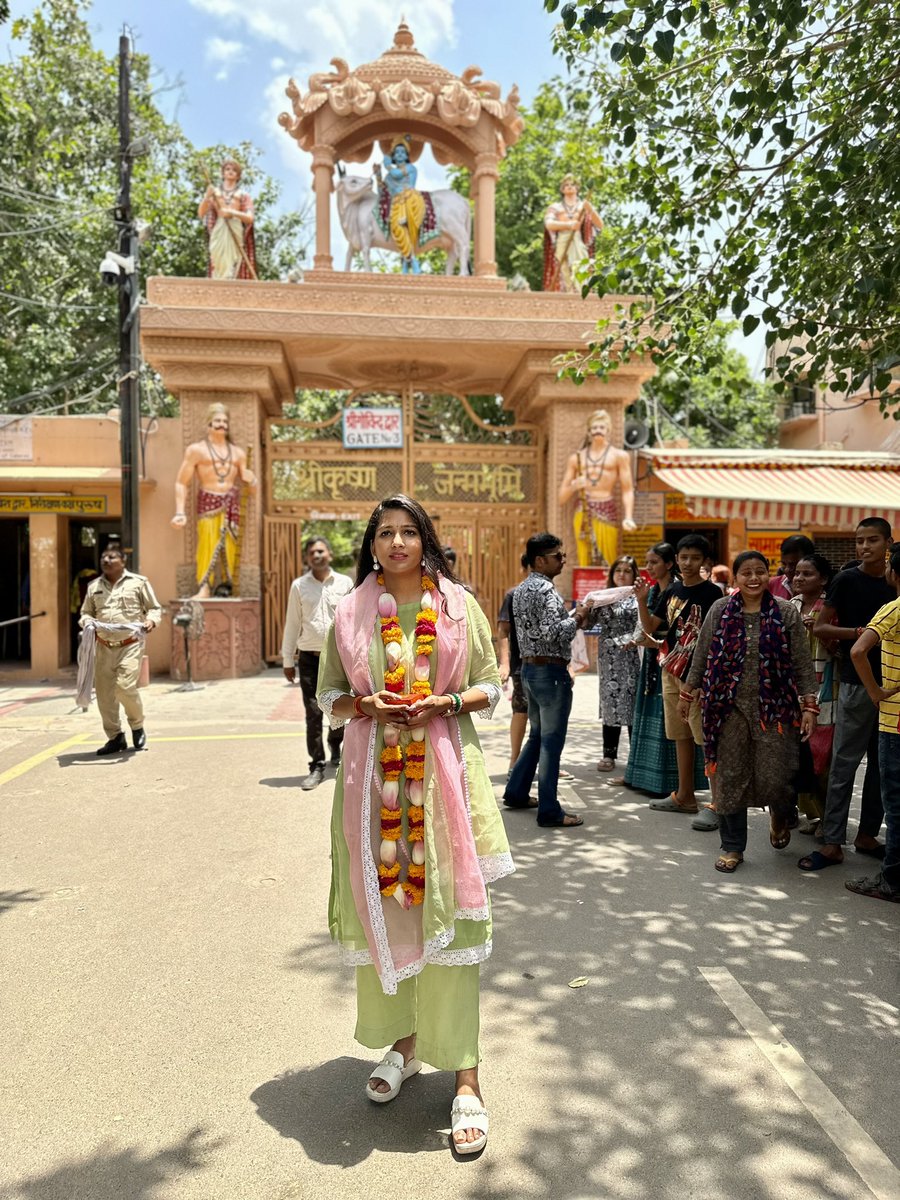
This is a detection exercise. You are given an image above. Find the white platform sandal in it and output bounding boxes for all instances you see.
[450,1094,489,1154]
[365,1050,423,1103]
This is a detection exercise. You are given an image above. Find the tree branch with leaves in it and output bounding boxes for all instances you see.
[545,0,900,414]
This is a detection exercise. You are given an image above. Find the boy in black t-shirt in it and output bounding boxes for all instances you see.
[635,533,723,826]
[799,517,894,870]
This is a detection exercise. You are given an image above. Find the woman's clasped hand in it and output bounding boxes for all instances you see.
[361,691,452,726]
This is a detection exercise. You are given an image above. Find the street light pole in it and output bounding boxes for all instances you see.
[116,31,140,573]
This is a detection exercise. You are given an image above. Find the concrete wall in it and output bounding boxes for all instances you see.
[1,414,182,678]
[780,390,900,453]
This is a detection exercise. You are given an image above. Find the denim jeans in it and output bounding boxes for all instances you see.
[821,683,883,845]
[879,733,899,894]
[503,662,573,824]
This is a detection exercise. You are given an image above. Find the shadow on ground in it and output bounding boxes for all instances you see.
[0,889,42,915]
[57,752,137,768]
[250,1057,453,1166]
[3,1127,223,1200]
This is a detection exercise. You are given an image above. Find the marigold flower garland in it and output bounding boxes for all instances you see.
[376,574,437,909]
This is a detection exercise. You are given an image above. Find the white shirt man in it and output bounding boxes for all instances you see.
[281,537,353,789]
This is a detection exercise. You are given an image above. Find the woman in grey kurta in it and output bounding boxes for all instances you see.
[683,551,818,873]
[588,556,641,769]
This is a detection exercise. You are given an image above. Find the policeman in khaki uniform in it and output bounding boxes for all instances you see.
[79,546,162,755]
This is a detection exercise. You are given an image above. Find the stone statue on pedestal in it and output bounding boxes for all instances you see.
[379,134,426,274]
[198,158,257,280]
[171,403,258,598]
[543,174,603,293]
[558,409,636,567]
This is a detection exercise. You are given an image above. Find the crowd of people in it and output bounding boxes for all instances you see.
[497,519,898,899]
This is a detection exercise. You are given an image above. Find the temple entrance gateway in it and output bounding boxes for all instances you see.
[141,22,655,677]
[262,387,542,660]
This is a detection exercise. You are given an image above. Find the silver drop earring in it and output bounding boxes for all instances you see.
[373,555,380,570]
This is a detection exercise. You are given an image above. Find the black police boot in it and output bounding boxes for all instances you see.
[132,728,147,751]
[97,732,128,756]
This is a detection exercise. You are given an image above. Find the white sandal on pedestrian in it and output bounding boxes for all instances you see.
[365,1050,422,1103]
[450,1094,489,1154]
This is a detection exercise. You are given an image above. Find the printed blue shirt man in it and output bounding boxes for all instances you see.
[502,532,589,828]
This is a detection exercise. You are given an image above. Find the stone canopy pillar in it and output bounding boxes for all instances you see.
[311,145,335,270]
[472,151,499,277]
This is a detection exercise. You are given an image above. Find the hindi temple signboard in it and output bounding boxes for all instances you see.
[0,494,107,515]
[342,407,403,449]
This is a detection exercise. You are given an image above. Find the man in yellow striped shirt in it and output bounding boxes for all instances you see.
[849,542,900,902]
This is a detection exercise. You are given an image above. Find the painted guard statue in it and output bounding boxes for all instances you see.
[171,403,258,598]
[559,409,637,567]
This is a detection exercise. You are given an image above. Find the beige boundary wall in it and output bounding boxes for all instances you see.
[0,414,182,678]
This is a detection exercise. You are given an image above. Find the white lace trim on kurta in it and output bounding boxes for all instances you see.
[319,688,350,729]
[339,939,494,973]
[470,680,501,718]
[479,852,515,883]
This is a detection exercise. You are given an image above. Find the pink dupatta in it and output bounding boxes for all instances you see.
[333,572,489,994]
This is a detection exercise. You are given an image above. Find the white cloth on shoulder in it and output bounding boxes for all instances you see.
[581,586,635,608]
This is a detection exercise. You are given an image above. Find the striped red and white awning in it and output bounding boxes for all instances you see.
[652,463,900,531]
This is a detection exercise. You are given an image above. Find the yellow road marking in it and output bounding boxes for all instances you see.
[0,732,92,788]
[129,732,307,743]
[701,966,900,1199]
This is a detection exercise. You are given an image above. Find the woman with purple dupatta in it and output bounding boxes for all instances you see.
[682,551,818,874]
[317,496,513,1155]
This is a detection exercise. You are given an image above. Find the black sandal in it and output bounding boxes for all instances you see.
[537,812,584,828]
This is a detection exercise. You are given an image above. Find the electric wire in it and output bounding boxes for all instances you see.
[2,358,117,411]
[0,288,109,313]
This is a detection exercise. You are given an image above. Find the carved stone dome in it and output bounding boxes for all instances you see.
[351,21,458,88]
[279,20,523,168]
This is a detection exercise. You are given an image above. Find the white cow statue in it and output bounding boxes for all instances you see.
[335,170,472,275]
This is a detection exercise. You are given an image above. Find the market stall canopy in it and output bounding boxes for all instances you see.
[644,449,900,531]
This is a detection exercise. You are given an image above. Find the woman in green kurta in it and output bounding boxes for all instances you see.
[317,495,513,1154]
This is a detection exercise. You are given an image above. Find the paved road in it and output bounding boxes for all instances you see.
[2,671,898,1200]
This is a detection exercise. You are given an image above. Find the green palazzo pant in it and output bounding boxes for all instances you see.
[355,963,481,1071]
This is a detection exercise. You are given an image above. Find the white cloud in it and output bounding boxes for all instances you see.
[270,56,286,70]
[189,0,456,62]
[205,36,246,80]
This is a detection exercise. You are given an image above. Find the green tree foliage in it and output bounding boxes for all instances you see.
[0,0,309,417]
[638,319,779,447]
[453,72,774,444]
[546,0,900,411]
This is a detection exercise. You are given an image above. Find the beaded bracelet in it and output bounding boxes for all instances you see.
[353,695,366,718]
[448,692,463,714]
[802,703,821,714]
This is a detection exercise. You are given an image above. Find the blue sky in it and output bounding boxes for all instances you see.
[5,0,766,373]
[8,1,564,196]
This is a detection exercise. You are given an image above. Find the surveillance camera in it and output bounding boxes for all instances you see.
[100,252,121,286]
[99,251,135,287]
